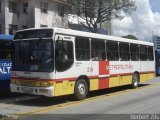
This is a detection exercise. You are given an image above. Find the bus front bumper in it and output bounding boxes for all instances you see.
[10,83,54,97]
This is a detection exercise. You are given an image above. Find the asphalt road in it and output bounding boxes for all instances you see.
[0,77,160,120]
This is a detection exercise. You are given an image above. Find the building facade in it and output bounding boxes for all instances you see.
[153,35,160,50]
[0,0,70,35]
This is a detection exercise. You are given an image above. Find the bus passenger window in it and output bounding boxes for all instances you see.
[91,39,106,61]
[140,45,147,61]
[75,37,90,61]
[148,46,154,61]
[119,43,130,61]
[130,44,139,61]
[106,41,119,61]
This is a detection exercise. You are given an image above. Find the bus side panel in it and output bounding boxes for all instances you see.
[140,61,149,83]
[98,61,109,89]
[148,61,155,80]
[90,79,99,91]
[109,76,119,88]
[98,78,109,89]
[54,81,75,96]
[147,73,155,80]
[109,61,132,86]
[119,75,132,86]
[140,74,148,83]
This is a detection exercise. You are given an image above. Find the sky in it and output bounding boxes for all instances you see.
[112,0,160,42]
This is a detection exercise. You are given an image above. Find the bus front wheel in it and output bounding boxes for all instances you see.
[74,79,88,100]
[132,74,139,88]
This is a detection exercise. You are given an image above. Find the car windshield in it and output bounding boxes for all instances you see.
[12,39,54,72]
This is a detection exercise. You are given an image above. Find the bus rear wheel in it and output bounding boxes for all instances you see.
[74,79,88,100]
[132,74,139,88]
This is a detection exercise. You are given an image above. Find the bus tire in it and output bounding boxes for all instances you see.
[74,79,88,100]
[132,74,139,88]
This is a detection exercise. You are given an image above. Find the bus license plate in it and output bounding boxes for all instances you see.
[21,87,34,94]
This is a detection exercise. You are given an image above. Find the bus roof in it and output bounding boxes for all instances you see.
[53,28,154,46]
[16,27,154,46]
[0,34,14,41]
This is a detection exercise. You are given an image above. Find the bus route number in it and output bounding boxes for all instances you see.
[87,67,93,72]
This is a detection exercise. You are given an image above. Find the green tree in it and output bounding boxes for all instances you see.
[122,35,139,40]
[71,0,137,33]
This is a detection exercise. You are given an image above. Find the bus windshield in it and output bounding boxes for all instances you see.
[12,39,54,72]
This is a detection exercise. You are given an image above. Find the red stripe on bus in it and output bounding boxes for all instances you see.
[88,76,99,79]
[98,78,109,89]
[110,73,133,77]
[140,71,155,74]
[99,61,109,75]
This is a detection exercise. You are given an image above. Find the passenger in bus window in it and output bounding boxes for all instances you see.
[92,51,98,60]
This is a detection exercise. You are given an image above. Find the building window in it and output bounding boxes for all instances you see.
[0,24,2,34]
[9,1,17,13]
[58,6,65,17]
[40,1,48,13]
[9,24,18,35]
[22,25,28,29]
[40,25,48,28]
[23,2,28,14]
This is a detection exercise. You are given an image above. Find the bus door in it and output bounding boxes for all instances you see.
[91,39,108,90]
[54,34,77,95]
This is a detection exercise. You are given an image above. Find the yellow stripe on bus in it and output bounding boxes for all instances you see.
[119,75,132,86]
[54,81,75,96]
[140,73,155,83]
[90,79,99,91]
[109,77,119,88]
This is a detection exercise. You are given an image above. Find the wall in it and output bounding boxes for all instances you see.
[3,0,36,34]
[0,0,6,34]
[34,0,69,28]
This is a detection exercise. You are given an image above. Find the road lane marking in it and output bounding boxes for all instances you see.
[19,82,160,118]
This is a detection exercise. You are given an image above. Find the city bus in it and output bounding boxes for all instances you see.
[10,28,155,100]
[0,34,13,93]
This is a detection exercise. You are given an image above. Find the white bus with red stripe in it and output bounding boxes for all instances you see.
[10,28,155,100]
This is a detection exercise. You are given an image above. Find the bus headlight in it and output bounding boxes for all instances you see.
[40,82,53,86]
